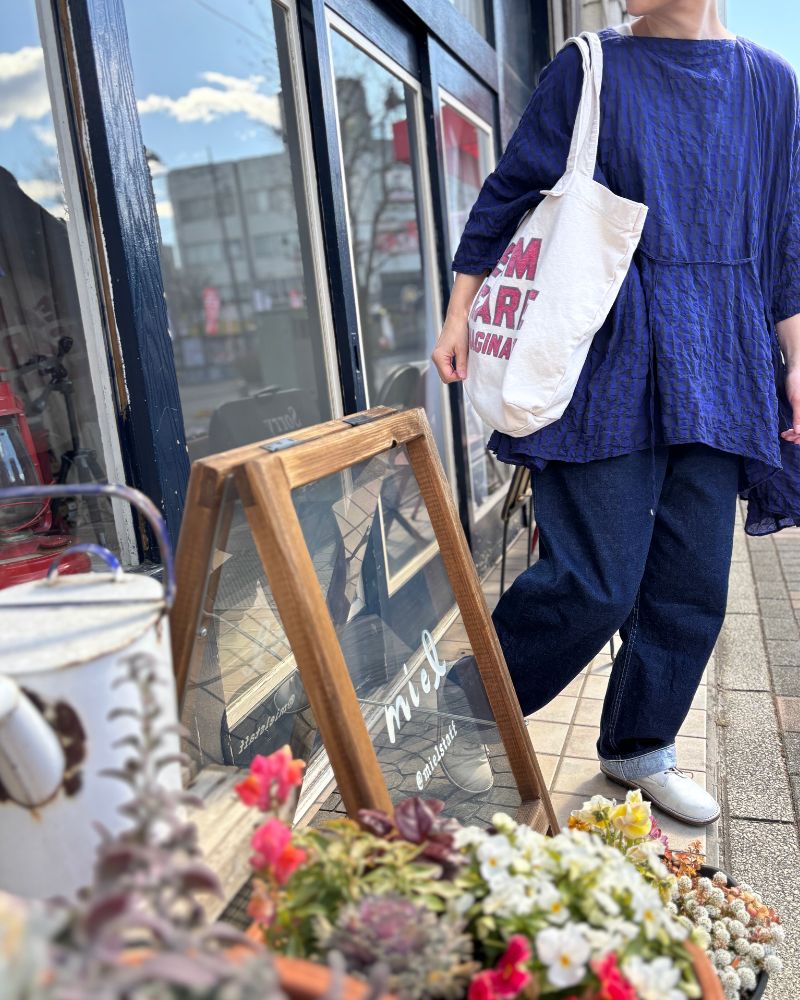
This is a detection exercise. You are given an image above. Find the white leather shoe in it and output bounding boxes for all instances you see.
[600,763,720,826]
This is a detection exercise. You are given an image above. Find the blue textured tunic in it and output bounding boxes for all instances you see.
[451,25,800,534]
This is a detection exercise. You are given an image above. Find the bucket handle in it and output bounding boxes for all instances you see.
[0,484,175,610]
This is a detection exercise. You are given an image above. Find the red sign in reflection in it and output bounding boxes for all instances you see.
[202,286,220,335]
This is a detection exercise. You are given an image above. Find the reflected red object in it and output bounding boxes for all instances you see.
[0,371,86,589]
[392,118,410,163]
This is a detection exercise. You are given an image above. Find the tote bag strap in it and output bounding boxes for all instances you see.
[564,31,603,179]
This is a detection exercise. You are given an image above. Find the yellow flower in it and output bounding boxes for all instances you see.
[570,794,614,831]
[610,789,652,840]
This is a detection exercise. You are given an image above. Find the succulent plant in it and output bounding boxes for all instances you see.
[317,894,476,1000]
[357,799,465,875]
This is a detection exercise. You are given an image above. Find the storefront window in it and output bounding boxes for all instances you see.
[328,20,453,584]
[441,97,511,514]
[447,0,488,38]
[124,0,337,460]
[0,1,122,585]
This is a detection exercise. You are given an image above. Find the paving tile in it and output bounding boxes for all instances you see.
[526,719,569,757]
[784,732,800,774]
[766,639,800,666]
[553,756,622,798]
[563,724,600,760]
[589,659,613,676]
[776,696,800,732]
[654,811,707,854]
[690,686,707,711]
[581,673,609,700]
[720,693,795,822]
[715,616,771,690]
[549,792,586,829]
[756,581,789,600]
[529,696,577,725]
[560,675,585,698]
[537,754,559,787]
[762,615,800,641]
[574,697,603,727]
[770,663,800,697]
[678,708,707,738]
[758,599,796,620]
[675,734,707,770]
[727,819,800,1000]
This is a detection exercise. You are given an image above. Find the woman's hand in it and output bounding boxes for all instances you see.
[781,366,800,445]
[431,313,469,383]
[431,271,488,385]
[778,315,800,445]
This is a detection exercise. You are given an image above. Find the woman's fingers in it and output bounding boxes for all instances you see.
[431,343,462,382]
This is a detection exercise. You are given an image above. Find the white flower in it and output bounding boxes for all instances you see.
[535,925,590,989]
[626,839,669,878]
[482,875,535,918]
[490,812,517,835]
[534,882,570,924]
[629,884,667,939]
[476,835,514,884]
[454,826,487,849]
[622,955,687,1000]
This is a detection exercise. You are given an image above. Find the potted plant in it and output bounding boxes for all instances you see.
[235,752,726,1000]
[568,798,783,1000]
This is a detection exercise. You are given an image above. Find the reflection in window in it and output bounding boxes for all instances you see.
[125,0,333,458]
[441,98,511,513]
[0,2,119,585]
[447,0,487,38]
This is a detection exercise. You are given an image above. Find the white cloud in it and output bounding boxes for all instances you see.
[18,177,62,203]
[156,200,174,220]
[137,72,280,129]
[0,46,50,129]
[33,123,57,148]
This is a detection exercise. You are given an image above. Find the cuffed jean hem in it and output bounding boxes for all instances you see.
[599,742,677,781]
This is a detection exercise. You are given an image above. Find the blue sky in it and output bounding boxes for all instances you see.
[727,0,800,71]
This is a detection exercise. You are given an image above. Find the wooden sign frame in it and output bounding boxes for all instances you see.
[172,407,558,834]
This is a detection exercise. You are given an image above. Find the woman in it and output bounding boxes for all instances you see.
[432,0,800,824]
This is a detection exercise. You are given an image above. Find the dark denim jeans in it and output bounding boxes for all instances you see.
[492,444,739,778]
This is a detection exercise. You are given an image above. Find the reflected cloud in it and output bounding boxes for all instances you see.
[137,71,280,129]
[0,46,49,129]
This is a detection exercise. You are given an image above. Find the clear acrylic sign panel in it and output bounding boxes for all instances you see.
[180,443,522,828]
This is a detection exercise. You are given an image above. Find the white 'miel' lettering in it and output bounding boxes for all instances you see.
[421,630,448,689]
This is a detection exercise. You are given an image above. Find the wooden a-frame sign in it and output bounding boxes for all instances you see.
[171,407,558,835]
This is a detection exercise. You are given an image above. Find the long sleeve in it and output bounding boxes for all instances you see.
[451,42,591,275]
[772,74,800,324]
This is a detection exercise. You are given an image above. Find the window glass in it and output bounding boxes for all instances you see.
[0,2,120,581]
[180,445,521,829]
[447,0,488,38]
[124,0,335,458]
[441,98,511,513]
[328,25,452,583]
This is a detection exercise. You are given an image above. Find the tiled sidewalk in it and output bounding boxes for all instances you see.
[715,511,800,998]
[482,531,712,853]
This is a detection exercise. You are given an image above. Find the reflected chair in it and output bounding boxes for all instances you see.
[500,466,536,594]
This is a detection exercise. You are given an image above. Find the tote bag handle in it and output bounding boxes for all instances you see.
[565,31,603,179]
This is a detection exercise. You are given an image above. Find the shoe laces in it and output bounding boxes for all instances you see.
[665,765,694,780]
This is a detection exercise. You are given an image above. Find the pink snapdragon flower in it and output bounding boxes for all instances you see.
[235,746,306,811]
[250,817,306,885]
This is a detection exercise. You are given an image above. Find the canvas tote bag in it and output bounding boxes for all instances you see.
[464,31,648,438]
